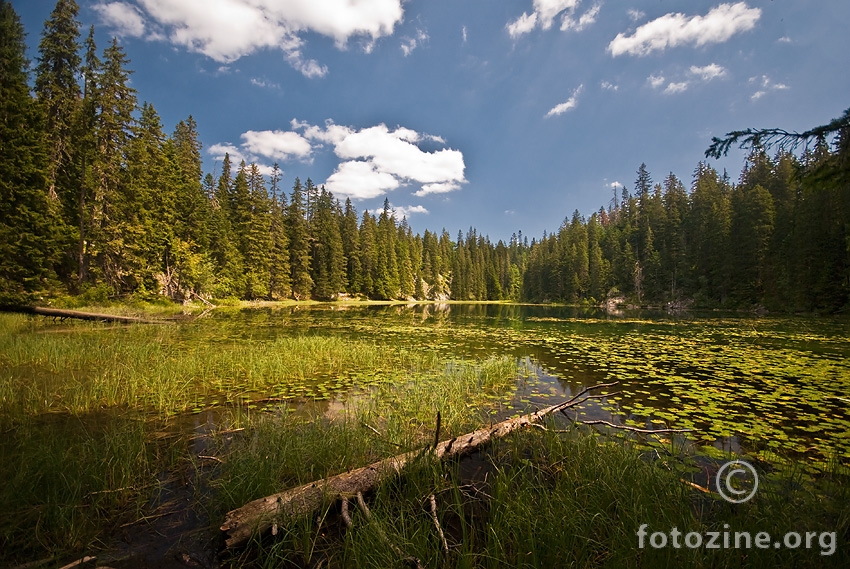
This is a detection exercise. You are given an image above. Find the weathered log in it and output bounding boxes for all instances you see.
[220,382,617,548]
[0,305,167,324]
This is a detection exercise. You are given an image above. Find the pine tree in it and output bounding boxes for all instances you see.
[34,0,81,206]
[73,25,99,285]
[123,101,171,293]
[242,163,272,299]
[661,172,688,299]
[172,116,209,251]
[91,38,137,291]
[396,218,415,299]
[689,162,731,303]
[359,211,378,297]
[268,164,291,299]
[0,0,61,302]
[374,199,399,299]
[310,188,345,299]
[288,178,313,299]
[340,198,362,295]
[208,154,244,296]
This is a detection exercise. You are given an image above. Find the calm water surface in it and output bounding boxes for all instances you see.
[186,303,850,464]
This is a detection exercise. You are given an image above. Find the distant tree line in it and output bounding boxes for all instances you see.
[523,142,849,312]
[1,0,848,311]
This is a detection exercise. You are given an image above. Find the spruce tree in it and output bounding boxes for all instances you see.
[268,164,291,299]
[0,0,61,302]
[208,154,244,296]
[340,198,362,295]
[359,211,378,297]
[288,178,313,299]
[310,189,346,299]
[34,0,81,205]
[242,163,272,299]
[91,38,137,290]
[172,116,209,251]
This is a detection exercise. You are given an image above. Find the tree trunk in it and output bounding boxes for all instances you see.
[221,383,615,548]
[0,305,167,324]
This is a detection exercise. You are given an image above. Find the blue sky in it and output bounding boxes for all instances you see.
[15,0,850,241]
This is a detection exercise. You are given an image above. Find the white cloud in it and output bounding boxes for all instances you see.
[777,36,792,44]
[627,9,645,22]
[93,2,146,37]
[648,63,727,95]
[507,11,539,38]
[648,74,666,89]
[333,124,466,187]
[414,181,462,197]
[212,121,466,200]
[750,74,788,100]
[393,204,429,218]
[128,0,404,76]
[546,84,584,117]
[561,3,600,32]
[401,29,429,57]
[208,142,247,165]
[240,130,312,162]
[326,161,400,199]
[507,0,598,38]
[601,80,618,91]
[689,63,727,81]
[250,77,280,89]
[608,2,761,57]
[291,120,467,199]
[608,181,622,189]
[462,25,468,44]
[664,81,689,94]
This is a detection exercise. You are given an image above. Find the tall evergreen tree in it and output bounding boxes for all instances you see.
[288,178,313,299]
[172,116,209,251]
[374,199,400,299]
[0,0,61,302]
[208,154,244,296]
[310,188,346,299]
[268,164,291,299]
[242,163,272,299]
[34,0,81,205]
[91,38,137,290]
[359,211,378,297]
[340,198,362,295]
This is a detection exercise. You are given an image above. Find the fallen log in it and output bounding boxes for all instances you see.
[221,381,618,548]
[0,305,168,324]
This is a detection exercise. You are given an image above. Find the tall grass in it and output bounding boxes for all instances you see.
[225,425,849,568]
[0,313,523,566]
[0,313,443,423]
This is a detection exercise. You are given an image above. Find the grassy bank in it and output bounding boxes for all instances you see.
[218,421,849,568]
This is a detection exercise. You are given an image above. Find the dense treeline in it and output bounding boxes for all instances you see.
[523,145,850,311]
[1,0,848,311]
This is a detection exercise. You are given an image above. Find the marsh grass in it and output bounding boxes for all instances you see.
[0,313,521,566]
[223,425,850,568]
[0,313,442,424]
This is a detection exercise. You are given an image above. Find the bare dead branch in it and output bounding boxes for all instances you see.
[429,494,449,555]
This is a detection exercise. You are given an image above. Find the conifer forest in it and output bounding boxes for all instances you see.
[2,0,849,313]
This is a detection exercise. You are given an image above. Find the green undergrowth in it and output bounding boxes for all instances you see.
[222,425,850,568]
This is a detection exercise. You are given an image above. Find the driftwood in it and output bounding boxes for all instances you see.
[221,382,617,548]
[0,305,167,324]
